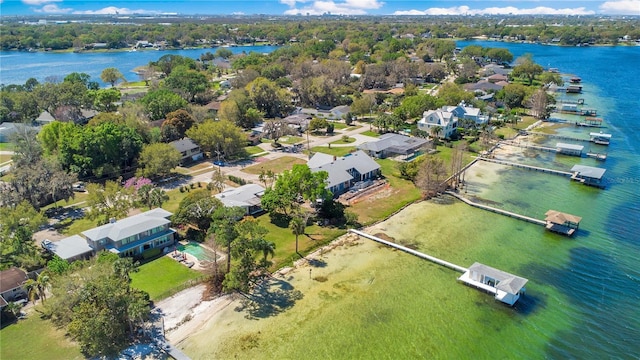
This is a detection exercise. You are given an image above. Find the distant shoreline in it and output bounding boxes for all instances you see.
[1,42,280,55]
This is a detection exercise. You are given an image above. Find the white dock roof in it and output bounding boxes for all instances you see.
[571,165,606,180]
[589,132,612,139]
[556,143,584,151]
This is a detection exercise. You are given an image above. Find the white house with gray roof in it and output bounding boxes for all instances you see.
[419,109,458,139]
[170,138,203,165]
[358,133,430,159]
[215,184,266,215]
[308,150,381,196]
[50,208,176,260]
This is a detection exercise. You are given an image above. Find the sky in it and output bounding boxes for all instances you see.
[0,0,638,17]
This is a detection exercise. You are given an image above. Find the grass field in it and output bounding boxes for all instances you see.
[309,146,356,157]
[0,143,15,151]
[347,158,422,225]
[245,146,266,156]
[254,213,346,269]
[360,130,381,137]
[278,136,304,145]
[329,137,356,145]
[0,308,83,360]
[242,156,306,175]
[131,256,203,301]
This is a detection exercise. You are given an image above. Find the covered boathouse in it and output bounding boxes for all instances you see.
[556,143,584,156]
[545,210,582,236]
[458,263,528,306]
[590,132,612,145]
[571,165,606,188]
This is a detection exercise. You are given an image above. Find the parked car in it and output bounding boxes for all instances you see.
[72,182,86,192]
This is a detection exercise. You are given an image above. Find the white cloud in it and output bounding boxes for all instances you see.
[34,4,72,13]
[73,6,160,15]
[599,0,640,14]
[283,0,384,15]
[393,5,595,16]
[22,0,60,5]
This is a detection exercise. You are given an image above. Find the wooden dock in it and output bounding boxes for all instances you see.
[349,229,468,273]
[478,157,573,177]
[521,131,589,143]
[445,191,547,226]
[502,141,557,154]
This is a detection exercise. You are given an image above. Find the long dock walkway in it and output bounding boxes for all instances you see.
[444,191,547,227]
[478,157,573,177]
[521,131,589,143]
[349,229,468,273]
[501,140,557,153]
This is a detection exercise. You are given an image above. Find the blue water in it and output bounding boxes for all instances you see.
[458,40,640,358]
[0,45,280,86]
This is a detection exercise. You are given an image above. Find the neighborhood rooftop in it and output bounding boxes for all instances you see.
[82,208,172,242]
[358,133,429,155]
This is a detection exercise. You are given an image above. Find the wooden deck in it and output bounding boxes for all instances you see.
[445,191,547,226]
[349,229,468,273]
[478,157,573,177]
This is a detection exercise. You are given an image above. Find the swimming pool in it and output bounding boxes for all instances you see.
[176,242,216,261]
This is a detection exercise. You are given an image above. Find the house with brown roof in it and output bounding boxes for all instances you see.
[0,267,29,308]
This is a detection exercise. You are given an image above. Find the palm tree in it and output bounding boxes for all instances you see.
[24,272,50,305]
[148,187,169,209]
[289,216,307,255]
[4,301,23,319]
[253,238,276,266]
[430,125,443,140]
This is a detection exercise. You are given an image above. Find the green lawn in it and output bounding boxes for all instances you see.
[360,130,381,137]
[347,158,422,225]
[255,213,346,269]
[329,137,356,145]
[495,127,518,139]
[278,136,304,145]
[0,308,83,360]
[131,256,203,301]
[163,187,194,213]
[0,143,15,151]
[309,146,356,157]
[242,156,306,175]
[244,145,266,156]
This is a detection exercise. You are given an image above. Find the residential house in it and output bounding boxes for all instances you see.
[50,208,176,260]
[0,267,29,308]
[442,102,490,126]
[170,138,203,165]
[464,80,505,92]
[308,150,381,197]
[418,109,458,139]
[35,110,56,125]
[330,105,351,120]
[487,74,509,83]
[215,184,266,215]
[358,133,430,159]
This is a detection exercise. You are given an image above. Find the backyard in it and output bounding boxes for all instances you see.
[131,256,204,301]
[242,156,306,175]
[0,308,83,360]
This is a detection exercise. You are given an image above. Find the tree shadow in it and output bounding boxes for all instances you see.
[269,213,291,228]
[306,258,327,268]
[234,279,303,320]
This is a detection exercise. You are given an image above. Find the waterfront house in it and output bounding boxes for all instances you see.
[571,165,606,188]
[458,262,528,306]
[487,74,508,83]
[50,209,176,260]
[545,210,582,236]
[443,102,490,126]
[418,109,458,139]
[358,133,430,159]
[215,184,266,215]
[556,143,584,156]
[0,267,29,308]
[308,150,381,196]
[170,138,203,165]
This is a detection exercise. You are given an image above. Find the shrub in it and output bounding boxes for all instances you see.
[228,175,247,185]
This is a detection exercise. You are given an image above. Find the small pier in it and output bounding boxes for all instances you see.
[445,191,547,226]
[576,117,605,128]
[478,157,573,177]
[349,229,467,273]
[349,229,528,306]
[502,140,557,154]
[586,152,607,161]
[521,131,589,143]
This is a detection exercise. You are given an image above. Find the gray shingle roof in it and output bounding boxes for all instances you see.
[309,150,380,189]
[170,138,200,153]
[82,209,172,242]
[215,184,265,208]
[468,262,528,294]
[48,235,94,260]
[359,133,429,155]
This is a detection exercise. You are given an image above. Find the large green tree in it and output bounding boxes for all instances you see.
[136,142,182,179]
[245,77,293,118]
[164,65,209,102]
[173,190,224,237]
[186,119,246,159]
[100,67,125,87]
[140,89,188,121]
[260,165,329,216]
[85,180,135,224]
[511,54,544,86]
